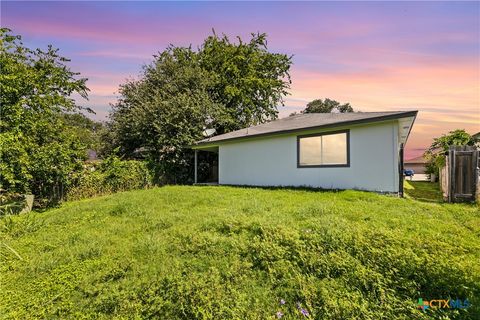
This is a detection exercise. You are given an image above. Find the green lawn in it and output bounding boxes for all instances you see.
[404,180,444,203]
[1,186,479,319]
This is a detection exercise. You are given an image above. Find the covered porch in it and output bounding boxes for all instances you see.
[193,146,219,185]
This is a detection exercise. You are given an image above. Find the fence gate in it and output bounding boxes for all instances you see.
[446,146,479,203]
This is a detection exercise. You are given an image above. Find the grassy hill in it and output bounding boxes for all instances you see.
[1,186,479,319]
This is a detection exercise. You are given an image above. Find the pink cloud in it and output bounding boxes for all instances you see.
[285,59,479,153]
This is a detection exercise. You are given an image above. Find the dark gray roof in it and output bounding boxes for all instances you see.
[195,111,417,146]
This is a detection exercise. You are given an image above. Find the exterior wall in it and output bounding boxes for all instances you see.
[218,121,400,192]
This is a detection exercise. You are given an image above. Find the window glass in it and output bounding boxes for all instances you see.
[299,132,348,166]
[321,133,347,164]
[299,136,322,166]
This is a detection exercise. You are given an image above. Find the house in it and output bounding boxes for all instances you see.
[404,155,427,174]
[191,111,417,195]
[404,154,429,181]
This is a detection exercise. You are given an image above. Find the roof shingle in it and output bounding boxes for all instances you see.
[195,111,417,146]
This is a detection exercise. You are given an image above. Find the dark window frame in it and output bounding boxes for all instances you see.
[297,129,350,168]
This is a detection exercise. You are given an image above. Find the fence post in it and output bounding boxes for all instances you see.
[398,143,404,197]
[449,146,455,203]
[474,149,479,203]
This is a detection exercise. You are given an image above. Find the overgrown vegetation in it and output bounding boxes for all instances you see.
[0,29,154,208]
[66,155,153,201]
[1,186,478,319]
[0,28,90,206]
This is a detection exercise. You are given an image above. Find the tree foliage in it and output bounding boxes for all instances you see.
[109,47,221,183]
[108,32,292,183]
[0,28,90,205]
[302,98,354,114]
[199,32,292,133]
[61,113,105,152]
[423,129,475,175]
[425,129,474,153]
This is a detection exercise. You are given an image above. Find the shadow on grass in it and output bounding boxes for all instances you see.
[193,183,399,196]
[404,180,444,203]
[194,183,342,193]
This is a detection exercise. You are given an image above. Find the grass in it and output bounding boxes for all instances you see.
[404,180,444,203]
[1,186,479,319]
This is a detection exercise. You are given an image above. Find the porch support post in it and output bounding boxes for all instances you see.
[194,149,198,184]
[398,143,404,197]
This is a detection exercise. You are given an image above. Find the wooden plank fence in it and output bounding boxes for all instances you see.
[439,146,479,203]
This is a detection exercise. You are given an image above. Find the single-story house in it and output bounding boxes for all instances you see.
[191,111,417,195]
[404,155,427,174]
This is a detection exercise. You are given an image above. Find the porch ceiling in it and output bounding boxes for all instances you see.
[192,145,219,152]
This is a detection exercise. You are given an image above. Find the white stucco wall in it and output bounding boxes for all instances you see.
[218,121,400,192]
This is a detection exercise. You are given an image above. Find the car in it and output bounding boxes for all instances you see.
[403,169,415,177]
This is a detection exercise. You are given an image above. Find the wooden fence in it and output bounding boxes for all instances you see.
[439,146,479,203]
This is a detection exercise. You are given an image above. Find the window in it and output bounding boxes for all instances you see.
[297,130,350,167]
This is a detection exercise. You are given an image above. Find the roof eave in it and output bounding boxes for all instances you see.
[192,111,418,148]
[399,112,418,145]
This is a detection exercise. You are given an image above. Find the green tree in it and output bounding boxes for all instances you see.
[424,129,475,175]
[108,32,292,183]
[0,28,89,205]
[61,113,105,152]
[301,98,354,114]
[199,32,292,133]
[109,46,222,183]
[426,129,474,152]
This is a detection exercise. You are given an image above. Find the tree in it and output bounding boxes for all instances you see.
[61,113,105,152]
[199,32,292,133]
[0,28,89,205]
[109,46,222,183]
[423,129,475,176]
[108,32,292,183]
[425,129,474,153]
[301,98,354,114]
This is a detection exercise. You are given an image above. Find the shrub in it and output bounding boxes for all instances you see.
[67,156,152,201]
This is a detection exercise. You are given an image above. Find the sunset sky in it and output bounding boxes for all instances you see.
[2,1,479,158]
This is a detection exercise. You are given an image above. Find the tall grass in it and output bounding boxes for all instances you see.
[1,186,479,319]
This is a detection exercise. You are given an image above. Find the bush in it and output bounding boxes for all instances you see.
[67,156,152,201]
